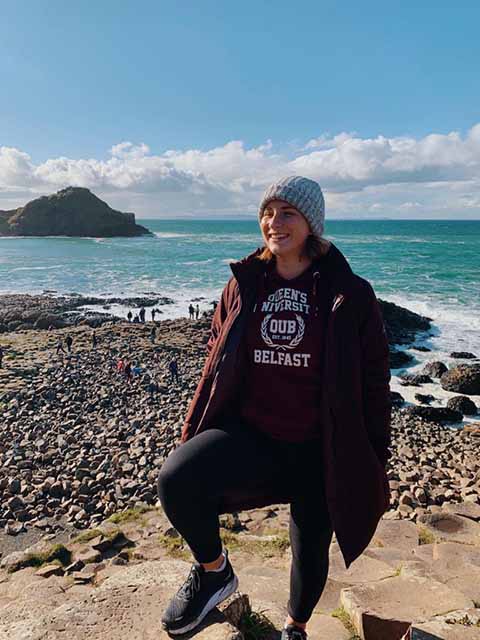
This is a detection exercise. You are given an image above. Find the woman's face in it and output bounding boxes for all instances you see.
[260,199,311,261]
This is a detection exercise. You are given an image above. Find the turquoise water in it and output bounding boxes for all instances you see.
[1,219,479,361]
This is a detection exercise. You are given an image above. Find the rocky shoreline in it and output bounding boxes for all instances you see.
[0,292,175,333]
[0,294,479,556]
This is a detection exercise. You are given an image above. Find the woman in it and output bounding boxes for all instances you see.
[158,176,392,638]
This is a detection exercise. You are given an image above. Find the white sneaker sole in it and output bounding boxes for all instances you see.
[166,573,239,635]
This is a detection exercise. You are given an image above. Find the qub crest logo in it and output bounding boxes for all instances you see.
[260,314,305,350]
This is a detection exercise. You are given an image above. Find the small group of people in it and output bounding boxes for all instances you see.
[188,304,200,320]
[56,334,73,355]
[115,355,179,386]
[116,358,143,381]
[127,306,161,323]
[127,307,146,323]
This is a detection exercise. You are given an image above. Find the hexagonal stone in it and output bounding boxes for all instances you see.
[417,512,480,545]
[372,519,419,552]
[433,541,479,563]
[442,502,480,521]
[340,575,473,640]
[409,608,480,639]
[329,552,396,584]
[34,563,65,578]
[363,546,415,568]
[307,612,352,639]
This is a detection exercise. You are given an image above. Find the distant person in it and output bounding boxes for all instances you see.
[127,310,133,322]
[65,335,73,353]
[0,345,3,369]
[150,326,156,344]
[168,358,179,384]
[91,331,97,350]
[188,304,194,320]
[151,308,156,322]
[56,338,65,355]
[117,358,125,374]
[124,361,132,381]
[139,307,146,323]
[133,315,140,324]
[195,304,200,320]
[132,361,142,376]
[146,371,159,399]
[157,176,391,639]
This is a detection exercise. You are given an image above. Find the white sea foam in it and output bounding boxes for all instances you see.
[154,232,190,238]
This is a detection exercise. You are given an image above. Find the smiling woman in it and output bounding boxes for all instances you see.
[258,200,331,273]
[157,175,392,640]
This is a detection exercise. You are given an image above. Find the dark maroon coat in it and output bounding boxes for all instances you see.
[181,242,392,569]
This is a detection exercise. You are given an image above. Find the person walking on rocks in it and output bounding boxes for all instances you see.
[151,308,156,322]
[139,307,146,323]
[157,176,392,638]
[195,304,200,320]
[168,357,179,384]
[56,338,65,355]
[91,330,97,350]
[65,334,73,353]
[0,345,3,368]
[150,325,156,344]
[127,310,133,322]
[188,304,195,320]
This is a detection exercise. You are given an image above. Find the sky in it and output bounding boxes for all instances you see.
[1,1,480,219]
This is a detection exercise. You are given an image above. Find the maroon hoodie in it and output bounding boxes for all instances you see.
[240,259,333,441]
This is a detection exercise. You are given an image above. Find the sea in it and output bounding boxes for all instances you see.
[1,219,479,421]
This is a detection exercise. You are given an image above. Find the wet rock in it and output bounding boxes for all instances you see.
[414,393,435,404]
[440,364,480,395]
[450,351,477,359]
[422,361,448,378]
[447,395,478,416]
[400,373,433,386]
[405,405,463,424]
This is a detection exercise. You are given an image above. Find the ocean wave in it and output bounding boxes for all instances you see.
[181,258,216,266]
[154,232,191,238]
[10,265,65,272]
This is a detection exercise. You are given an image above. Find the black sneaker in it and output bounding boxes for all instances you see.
[161,550,238,635]
[281,624,308,640]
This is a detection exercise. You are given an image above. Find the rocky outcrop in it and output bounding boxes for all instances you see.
[441,364,480,396]
[0,187,151,237]
[0,293,173,333]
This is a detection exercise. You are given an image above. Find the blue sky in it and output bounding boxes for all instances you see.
[1,1,480,218]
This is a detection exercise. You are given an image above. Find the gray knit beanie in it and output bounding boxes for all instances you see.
[258,176,325,239]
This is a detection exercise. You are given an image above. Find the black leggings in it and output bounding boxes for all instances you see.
[157,421,333,623]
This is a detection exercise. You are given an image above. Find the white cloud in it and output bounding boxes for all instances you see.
[1,124,480,218]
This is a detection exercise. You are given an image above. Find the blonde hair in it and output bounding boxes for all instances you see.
[258,234,331,262]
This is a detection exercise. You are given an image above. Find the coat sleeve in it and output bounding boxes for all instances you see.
[205,279,232,359]
[359,282,392,467]
[180,279,234,442]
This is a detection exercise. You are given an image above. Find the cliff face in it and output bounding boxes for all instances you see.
[0,187,152,237]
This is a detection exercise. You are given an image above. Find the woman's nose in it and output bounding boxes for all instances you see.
[269,212,284,227]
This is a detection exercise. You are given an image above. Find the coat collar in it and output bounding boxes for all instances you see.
[230,242,356,300]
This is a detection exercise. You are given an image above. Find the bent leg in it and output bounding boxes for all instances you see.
[157,424,278,563]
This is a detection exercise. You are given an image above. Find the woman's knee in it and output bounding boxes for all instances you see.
[157,451,192,507]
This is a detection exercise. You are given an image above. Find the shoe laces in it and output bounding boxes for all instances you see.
[178,564,202,600]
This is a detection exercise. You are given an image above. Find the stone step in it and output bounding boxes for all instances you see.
[341,574,474,640]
